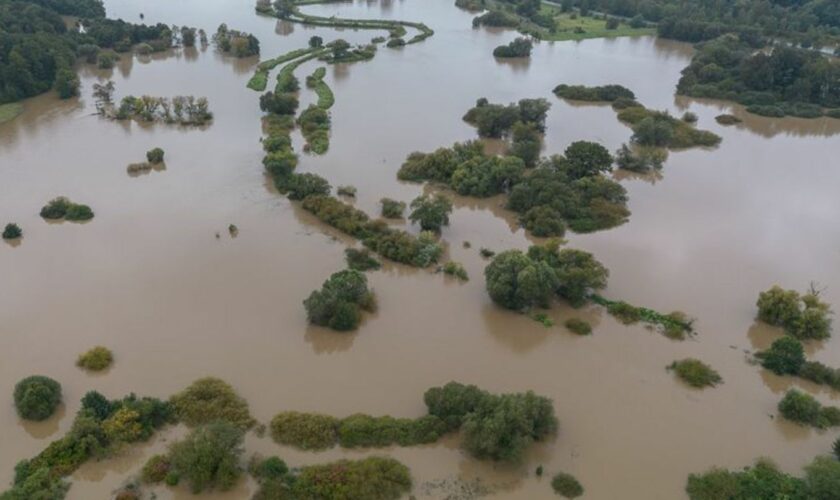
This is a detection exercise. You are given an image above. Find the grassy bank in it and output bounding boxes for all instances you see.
[0,103,23,124]
[247,47,320,91]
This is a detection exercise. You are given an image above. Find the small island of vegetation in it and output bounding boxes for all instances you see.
[756,285,833,340]
[40,197,94,222]
[303,269,377,331]
[667,358,722,388]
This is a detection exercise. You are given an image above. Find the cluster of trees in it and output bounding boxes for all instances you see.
[778,389,840,429]
[297,104,330,154]
[250,455,412,500]
[169,377,255,430]
[667,358,722,388]
[677,36,840,118]
[561,0,840,47]
[687,456,840,500]
[212,23,259,57]
[756,285,833,340]
[109,94,213,125]
[319,38,377,63]
[553,83,635,102]
[484,239,608,311]
[6,389,173,497]
[463,97,550,138]
[345,248,381,271]
[617,104,721,148]
[493,36,533,57]
[39,197,94,221]
[14,375,62,421]
[303,269,377,331]
[757,336,840,392]
[472,0,558,35]
[408,194,453,232]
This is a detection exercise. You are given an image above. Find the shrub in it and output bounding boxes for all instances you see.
[756,336,805,375]
[552,472,584,498]
[668,359,722,388]
[0,467,68,500]
[615,143,667,172]
[484,250,559,310]
[250,456,288,480]
[284,173,331,200]
[337,414,447,448]
[409,194,453,232]
[141,454,171,483]
[757,286,802,327]
[2,223,22,239]
[564,318,591,335]
[146,148,164,164]
[493,37,533,58]
[521,206,565,237]
[380,198,406,218]
[168,421,244,493]
[14,376,62,421]
[269,411,338,450]
[290,457,411,499]
[756,286,833,340]
[169,378,254,429]
[303,269,376,331]
[64,204,94,221]
[337,185,357,197]
[682,111,698,123]
[345,248,381,271]
[442,261,468,281]
[479,248,495,258]
[76,346,113,371]
[715,114,742,125]
[39,197,72,219]
[686,459,804,500]
[778,389,840,428]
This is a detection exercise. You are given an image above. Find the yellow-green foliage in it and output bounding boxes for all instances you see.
[269,411,338,450]
[565,318,592,335]
[76,346,113,371]
[668,358,722,388]
[247,47,317,91]
[169,378,255,429]
[442,261,469,281]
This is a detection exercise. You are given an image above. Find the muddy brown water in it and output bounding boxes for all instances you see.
[2,0,840,498]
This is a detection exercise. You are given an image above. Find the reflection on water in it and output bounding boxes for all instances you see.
[19,404,66,439]
[2,0,840,498]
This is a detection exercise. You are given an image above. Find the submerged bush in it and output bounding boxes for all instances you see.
[168,421,244,493]
[141,454,171,483]
[668,359,722,388]
[484,250,559,311]
[380,198,406,218]
[76,346,113,371]
[715,114,742,125]
[290,457,411,499]
[14,376,62,421]
[756,286,833,340]
[269,411,338,450]
[303,269,376,331]
[146,148,164,164]
[553,84,635,102]
[493,37,532,58]
[778,389,840,428]
[442,261,469,281]
[552,472,584,498]
[169,378,254,429]
[564,318,591,335]
[2,223,22,239]
[756,336,805,375]
[409,194,453,232]
[345,248,381,271]
[337,414,447,448]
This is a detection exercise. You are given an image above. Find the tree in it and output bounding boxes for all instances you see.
[2,223,22,240]
[757,286,801,326]
[181,27,196,47]
[409,194,453,232]
[804,456,840,499]
[14,376,62,421]
[493,37,533,58]
[552,472,584,498]
[168,421,244,493]
[54,68,79,99]
[259,91,298,115]
[146,148,165,164]
[484,250,559,310]
[563,141,613,179]
[303,269,376,331]
[528,242,608,306]
[509,122,541,167]
[329,39,351,59]
[309,35,323,48]
[758,337,805,375]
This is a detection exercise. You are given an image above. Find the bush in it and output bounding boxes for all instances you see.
[303,269,376,331]
[345,248,381,271]
[778,389,840,428]
[250,456,288,480]
[757,286,802,327]
[756,286,833,340]
[141,454,171,483]
[409,194,453,232]
[682,111,699,123]
[76,346,113,371]
[757,336,805,375]
[146,148,164,164]
[14,376,62,421]
[169,378,254,429]
[269,411,338,450]
[40,197,72,219]
[380,198,406,218]
[715,114,742,125]
[484,250,559,310]
[284,173,331,200]
[521,206,565,237]
[553,84,635,102]
[615,143,666,172]
[168,421,244,493]
[337,414,447,448]
[0,467,68,500]
[686,459,804,500]
[64,204,94,221]
[442,261,469,281]
[290,457,411,499]
[564,318,591,335]
[493,37,533,58]
[2,223,22,239]
[552,472,584,498]
[668,359,722,388]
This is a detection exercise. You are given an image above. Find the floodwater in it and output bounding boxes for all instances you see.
[2,0,840,498]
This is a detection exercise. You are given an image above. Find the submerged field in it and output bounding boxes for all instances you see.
[1,0,840,498]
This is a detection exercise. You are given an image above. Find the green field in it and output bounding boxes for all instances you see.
[0,103,23,124]
[532,6,655,41]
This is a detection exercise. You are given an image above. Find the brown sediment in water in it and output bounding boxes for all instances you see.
[1,0,840,498]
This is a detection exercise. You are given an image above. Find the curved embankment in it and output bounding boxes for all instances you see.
[306,66,334,110]
[271,0,434,44]
[247,47,322,91]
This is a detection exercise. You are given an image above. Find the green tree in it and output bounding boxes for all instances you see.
[562,141,613,179]
[303,269,376,331]
[757,286,802,327]
[54,68,79,99]
[758,336,805,375]
[804,456,840,499]
[484,250,559,310]
[168,421,244,493]
[2,223,22,239]
[14,376,62,421]
[409,194,453,232]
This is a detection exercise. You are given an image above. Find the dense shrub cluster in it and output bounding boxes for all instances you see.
[345,248,381,271]
[564,318,592,335]
[778,389,840,428]
[677,36,840,118]
[251,456,412,500]
[303,269,376,331]
[493,37,533,58]
[463,97,551,137]
[169,377,255,429]
[756,285,833,340]
[76,346,113,371]
[297,104,330,154]
[160,421,244,493]
[40,197,94,221]
[109,95,213,125]
[270,411,339,450]
[380,198,406,218]
[667,359,722,388]
[14,376,62,421]
[615,143,667,172]
[409,194,453,232]
[552,472,584,498]
[2,223,22,240]
[758,337,840,391]
[617,105,721,149]
[425,381,557,462]
[485,240,608,311]
[212,23,259,57]
[553,84,635,102]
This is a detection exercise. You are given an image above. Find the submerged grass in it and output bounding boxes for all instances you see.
[591,294,694,339]
[0,102,23,124]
